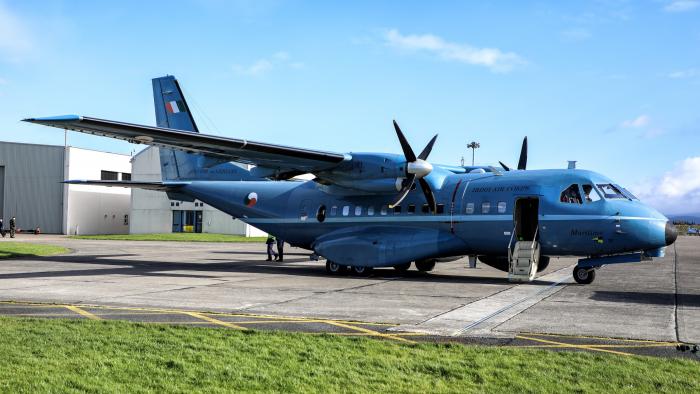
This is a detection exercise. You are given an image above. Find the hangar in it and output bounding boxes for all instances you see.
[129,146,264,236]
[0,141,131,235]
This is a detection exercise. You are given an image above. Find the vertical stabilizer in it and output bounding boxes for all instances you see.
[152,76,199,132]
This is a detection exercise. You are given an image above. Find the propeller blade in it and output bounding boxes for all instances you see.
[517,136,527,170]
[393,120,417,162]
[418,178,437,213]
[499,161,511,171]
[417,134,438,160]
[389,174,416,208]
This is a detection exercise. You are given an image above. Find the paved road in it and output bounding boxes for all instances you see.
[1,235,698,358]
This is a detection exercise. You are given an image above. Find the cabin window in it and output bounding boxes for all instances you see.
[394,206,402,214]
[582,185,601,202]
[408,205,416,214]
[355,206,362,216]
[497,201,507,213]
[437,204,445,214]
[368,206,375,216]
[342,206,350,216]
[316,205,327,222]
[596,184,625,199]
[560,184,583,204]
[466,203,474,214]
[481,202,491,213]
[421,204,430,213]
[380,206,388,215]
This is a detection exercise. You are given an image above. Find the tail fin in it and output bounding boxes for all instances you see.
[152,76,199,132]
[152,75,260,182]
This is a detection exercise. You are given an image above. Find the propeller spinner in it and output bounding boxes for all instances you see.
[389,120,438,213]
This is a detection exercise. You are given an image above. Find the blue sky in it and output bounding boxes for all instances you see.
[1,1,699,214]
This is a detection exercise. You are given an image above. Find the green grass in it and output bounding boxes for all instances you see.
[0,317,697,393]
[69,233,266,242]
[0,242,69,259]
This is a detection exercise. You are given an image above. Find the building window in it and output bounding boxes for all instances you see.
[121,173,131,181]
[497,201,507,213]
[481,202,490,213]
[355,206,362,216]
[466,203,474,214]
[367,206,375,216]
[100,170,118,181]
[123,215,129,225]
[342,206,350,216]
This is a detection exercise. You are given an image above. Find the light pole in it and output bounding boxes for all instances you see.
[467,141,480,166]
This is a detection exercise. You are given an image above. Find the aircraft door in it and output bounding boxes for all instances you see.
[514,198,539,241]
[299,199,311,222]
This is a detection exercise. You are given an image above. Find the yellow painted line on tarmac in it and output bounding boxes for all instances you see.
[64,305,101,320]
[520,331,678,345]
[516,335,634,357]
[182,312,247,330]
[325,321,416,344]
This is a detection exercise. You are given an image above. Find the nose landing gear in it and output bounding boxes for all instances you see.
[573,266,596,284]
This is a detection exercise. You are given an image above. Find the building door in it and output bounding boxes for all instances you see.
[0,166,4,220]
[172,210,183,232]
[172,210,203,233]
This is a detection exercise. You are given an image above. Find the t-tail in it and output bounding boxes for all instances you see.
[152,75,259,182]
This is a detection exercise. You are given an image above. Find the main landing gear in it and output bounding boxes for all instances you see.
[325,261,373,276]
[573,266,596,285]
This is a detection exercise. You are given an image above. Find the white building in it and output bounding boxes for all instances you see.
[129,146,265,236]
[0,141,131,235]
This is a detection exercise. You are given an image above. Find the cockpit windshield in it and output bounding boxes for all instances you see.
[596,184,626,199]
[616,185,639,200]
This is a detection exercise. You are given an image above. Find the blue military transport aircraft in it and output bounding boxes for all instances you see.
[24,76,677,284]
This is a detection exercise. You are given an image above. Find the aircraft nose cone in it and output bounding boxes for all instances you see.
[665,221,678,246]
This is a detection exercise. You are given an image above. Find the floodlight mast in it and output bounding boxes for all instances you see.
[467,141,480,166]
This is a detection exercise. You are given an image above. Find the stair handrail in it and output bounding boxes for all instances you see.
[507,222,517,272]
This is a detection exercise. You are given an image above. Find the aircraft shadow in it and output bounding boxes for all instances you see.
[0,254,521,285]
[590,291,700,308]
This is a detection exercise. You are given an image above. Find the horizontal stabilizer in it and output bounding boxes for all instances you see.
[63,180,190,191]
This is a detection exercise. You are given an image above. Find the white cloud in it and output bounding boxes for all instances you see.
[667,68,699,79]
[232,51,302,76]
[664,1,699,12]
[0,3,34,62]
[632,157,700,215]
[620,114,651,128]
[384,29,525,73]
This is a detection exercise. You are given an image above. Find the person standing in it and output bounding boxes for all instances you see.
[0,218,4,237]
[265,234,278,261]
[9,217,16,238]
[276,238,285,262]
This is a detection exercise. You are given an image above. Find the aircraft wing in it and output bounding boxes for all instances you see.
[62,180,190,191]
[24,115,348,173]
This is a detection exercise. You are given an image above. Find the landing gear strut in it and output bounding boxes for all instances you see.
[573,266,596,284]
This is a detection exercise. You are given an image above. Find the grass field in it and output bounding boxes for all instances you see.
[0,242,69,259]
[0,317,697,393]
[70,233,266,242]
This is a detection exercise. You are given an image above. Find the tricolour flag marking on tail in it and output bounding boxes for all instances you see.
[165,100,186,114]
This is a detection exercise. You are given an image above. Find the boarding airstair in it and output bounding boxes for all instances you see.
[507,226,540,282]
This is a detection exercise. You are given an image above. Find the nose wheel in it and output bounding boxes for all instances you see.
[573,266,596,284]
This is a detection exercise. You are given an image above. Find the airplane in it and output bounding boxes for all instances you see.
[24,75,678,285]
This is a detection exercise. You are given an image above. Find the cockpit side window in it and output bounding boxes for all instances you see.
[560,184,582,204]
[582,184,601,203]
[596,184,625,199]
[616,185,638,200]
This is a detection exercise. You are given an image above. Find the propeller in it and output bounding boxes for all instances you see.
[499,136,528,171]
[389,120,438,213]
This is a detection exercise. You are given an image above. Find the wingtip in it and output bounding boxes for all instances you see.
[23,115,82,123]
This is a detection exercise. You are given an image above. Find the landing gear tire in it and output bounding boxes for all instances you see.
[393,262,411,273]
[415,260,436,272]
[326,261,347,275]
[536,256,550,273]
[573,266,595,284]
[351,266,373,276]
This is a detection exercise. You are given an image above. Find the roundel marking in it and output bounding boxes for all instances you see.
[244,192,258,207]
